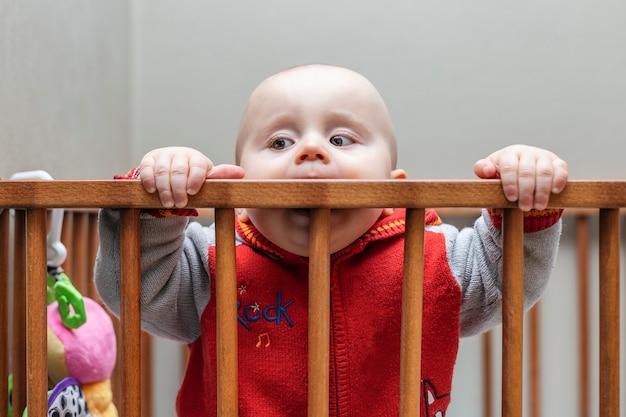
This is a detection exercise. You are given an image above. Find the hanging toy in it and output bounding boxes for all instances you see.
[47,295,118,417]
[13,267,119,417]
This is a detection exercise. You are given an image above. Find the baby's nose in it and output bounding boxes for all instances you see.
[296,138,329,162]
[299,152,325,161]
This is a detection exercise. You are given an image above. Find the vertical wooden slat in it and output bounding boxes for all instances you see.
[576,215,590,417]
[120,208,142,417]
[141,332,153,417]
[399,208,425,417]
[87,211,100,299]
[181,345,190,382]
[308,209,331,417]
[501,208,524,417]
[482,331,493,417]
[528,303,540,417]
[12,210,27,416]
[61,212,74,278]
[215,208,238,416]
[26,208,48,417]
[0,209,9,415]
[111,316,122,411]
[71,211,89,293]
[598,209,620,417]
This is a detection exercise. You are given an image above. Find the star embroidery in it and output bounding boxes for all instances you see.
[251,302,260,313]
[238,285,246,295]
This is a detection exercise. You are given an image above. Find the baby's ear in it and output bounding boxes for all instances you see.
[236,208,249,222]
[383,169,407,216]
[391,168,407,179]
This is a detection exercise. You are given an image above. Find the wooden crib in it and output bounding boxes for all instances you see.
[1,179,624,417]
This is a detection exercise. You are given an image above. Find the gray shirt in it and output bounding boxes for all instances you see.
[94,209,561,343]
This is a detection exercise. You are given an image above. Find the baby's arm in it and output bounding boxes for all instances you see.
[447,211,561,337]
[95,209,216,342]
[451,145,568,336]
[95,147,244,342]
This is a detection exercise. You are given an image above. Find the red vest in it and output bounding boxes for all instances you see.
[177,209,461,417]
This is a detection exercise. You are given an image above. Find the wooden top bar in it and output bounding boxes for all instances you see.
[2,180,626,209]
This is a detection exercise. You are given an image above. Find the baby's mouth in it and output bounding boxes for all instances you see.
[288,208,312,227]
[291,208,338,220]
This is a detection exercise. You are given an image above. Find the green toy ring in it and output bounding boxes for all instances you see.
[47,271,87,329]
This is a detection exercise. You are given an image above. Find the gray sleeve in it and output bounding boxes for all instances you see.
[94,209,214,343]
[444,209,562,337]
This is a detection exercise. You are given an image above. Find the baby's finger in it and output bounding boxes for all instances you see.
[495,152,520,204]
[473,158,498,179]
[530,154,555,211]
[515,152,537,212]
[169,154,192,208]
[186,154,213,195]
[551,158,569,194]
[138,155,157,194]
[152,154,176,208]
[206,164,246,180]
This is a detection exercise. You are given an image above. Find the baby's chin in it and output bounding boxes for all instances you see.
[272,238,350,258]
[247,207,385,257]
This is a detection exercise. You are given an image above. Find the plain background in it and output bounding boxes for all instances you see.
[2,1,625,416]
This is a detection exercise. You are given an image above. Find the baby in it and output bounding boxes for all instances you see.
[95,64,568,417]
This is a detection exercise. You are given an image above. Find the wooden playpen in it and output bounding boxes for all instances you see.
[1,179,624,417]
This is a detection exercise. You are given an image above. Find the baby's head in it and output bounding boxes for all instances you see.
[235,64,399,169]
[235,64,406,256]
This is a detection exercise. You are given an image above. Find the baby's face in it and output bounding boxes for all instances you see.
[236,65,405,256]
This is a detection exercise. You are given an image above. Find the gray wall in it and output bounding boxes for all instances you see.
[133,0,625,180]
[1,0,131,180]
[2,0,626,416]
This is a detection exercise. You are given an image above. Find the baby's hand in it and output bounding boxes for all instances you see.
[139,146,244,208]
[473,145,569,211]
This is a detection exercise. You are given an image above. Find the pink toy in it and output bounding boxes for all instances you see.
[48,297,118,417]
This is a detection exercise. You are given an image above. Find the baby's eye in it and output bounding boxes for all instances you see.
[329,135,354,147]
[270,137,295,150]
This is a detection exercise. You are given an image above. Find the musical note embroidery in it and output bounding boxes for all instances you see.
[256,332,270,348]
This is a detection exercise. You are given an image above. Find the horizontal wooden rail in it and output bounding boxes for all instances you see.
[2,180,626,209]
[1,180,623,417]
